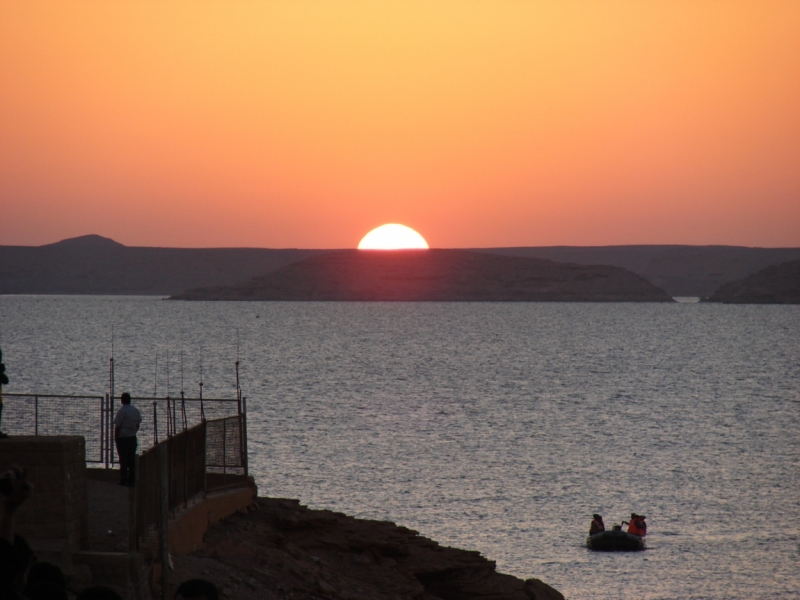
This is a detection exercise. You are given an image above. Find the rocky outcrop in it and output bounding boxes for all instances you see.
[704,259,800,304]
[169,497,564,600]
[171,249,673,302]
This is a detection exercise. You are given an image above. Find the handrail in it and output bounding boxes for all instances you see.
[5,393,238,402]
[5,393,104,400]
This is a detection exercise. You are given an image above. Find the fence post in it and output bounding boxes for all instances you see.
[240,397,248,478]
[184,431,189,508]
[110,394,115,467]
[222,418,227,483]
[153,401,158,446]
[159,443,169,600]
[128,456,137,600]
[99,396,105,465]
[180,391,187,432]
[202,421,207,494]
[104,394,109,469]
[129,453,138,553]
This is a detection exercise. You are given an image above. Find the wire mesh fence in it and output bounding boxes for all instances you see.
[131,395,240,454]
[2,394,107,462]
[206,415,248,490]
[134,415,247,557]
[135,421,210,557]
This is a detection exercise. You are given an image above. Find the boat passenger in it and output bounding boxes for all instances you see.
[637,515,647,535]
[626,513,646,536]
[589,514,605,535]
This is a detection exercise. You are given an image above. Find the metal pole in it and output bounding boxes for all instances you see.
[199,372,204,422]
[222,418,227,483]
[180,391,187,432]
[104,393,110,469]
[153,401,158,446]
[109,393,116,467]
[99,396,104,464]
[240,397,248,478]
[183,428,189,508]
[202,420,207,495]
[165,396,170,439]
[159,444,169,600]
[129,454,138,552]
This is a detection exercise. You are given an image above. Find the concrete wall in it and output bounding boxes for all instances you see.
[168,486,256,554]
[0,436,88,556]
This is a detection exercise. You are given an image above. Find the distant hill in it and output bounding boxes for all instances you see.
[169,249,674,302]
[45,234,124,248]
[1,236,799,297]
[0,235,316,295]
[704,259,800,304]
[478,246,800,297]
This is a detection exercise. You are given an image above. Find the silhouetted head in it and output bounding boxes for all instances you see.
[26,581,69,600]
[175,579,219,600]
[631,513,637,519]
[593,514,602,521]
[26,561,67,589]
[120,393,131,405]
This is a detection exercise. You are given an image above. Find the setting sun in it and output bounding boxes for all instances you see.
[357,224,429,250]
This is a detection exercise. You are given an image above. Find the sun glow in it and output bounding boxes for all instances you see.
[357,224,429,250]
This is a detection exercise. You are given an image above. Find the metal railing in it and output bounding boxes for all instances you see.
[4,393,243,467]
[3,394,107,462]
[134,414,248,558]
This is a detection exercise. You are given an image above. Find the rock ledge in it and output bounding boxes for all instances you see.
[169,496,564,600]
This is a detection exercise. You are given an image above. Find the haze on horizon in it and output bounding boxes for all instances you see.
[1,1,798,250]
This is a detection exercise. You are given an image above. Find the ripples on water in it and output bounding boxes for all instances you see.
[1,296,798,599]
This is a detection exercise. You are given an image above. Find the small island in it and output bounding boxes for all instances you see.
[704,259,800,304]
[170,249,674,302]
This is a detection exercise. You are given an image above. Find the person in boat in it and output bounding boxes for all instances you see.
[623,513,647,536]
[589,514,605,535]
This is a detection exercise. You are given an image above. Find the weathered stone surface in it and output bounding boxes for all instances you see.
[704,259,800,304]
[171,249,673,303]
[168,497,564,600]
[0,436,88,552]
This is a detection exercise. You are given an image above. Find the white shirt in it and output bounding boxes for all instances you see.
[114,403,142,438]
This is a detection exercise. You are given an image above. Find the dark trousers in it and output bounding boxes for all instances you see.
[116,436,138,485]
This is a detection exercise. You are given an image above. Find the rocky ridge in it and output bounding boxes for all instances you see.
[704,259,800,304]
[168,496,564,600]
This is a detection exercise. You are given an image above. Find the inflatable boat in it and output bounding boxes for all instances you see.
[586,526,645,551]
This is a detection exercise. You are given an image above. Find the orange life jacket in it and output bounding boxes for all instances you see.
[627,518,645,536]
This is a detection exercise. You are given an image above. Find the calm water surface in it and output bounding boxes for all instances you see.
[1,296,798,599]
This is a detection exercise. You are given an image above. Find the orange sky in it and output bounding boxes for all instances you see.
[1,1,798,248]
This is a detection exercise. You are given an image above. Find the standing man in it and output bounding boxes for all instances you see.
[113,393,141,487]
